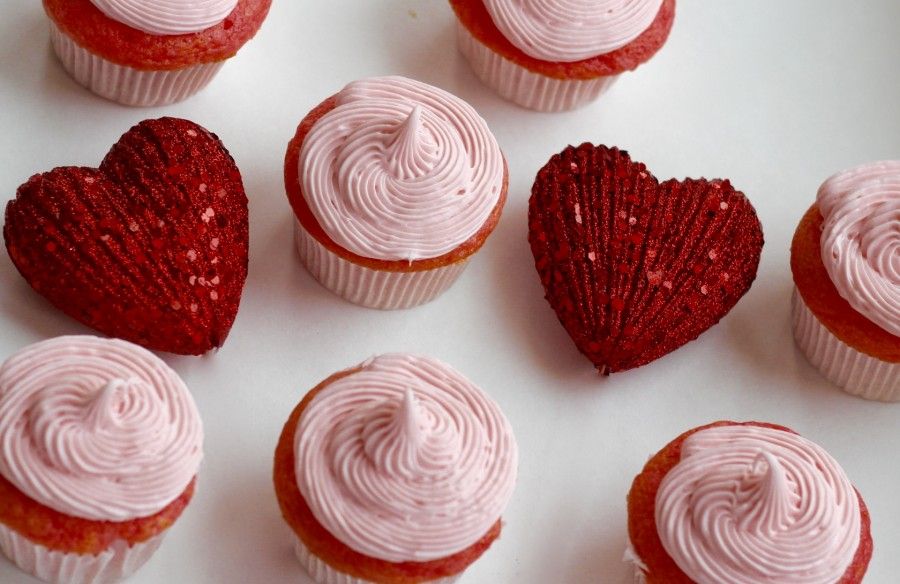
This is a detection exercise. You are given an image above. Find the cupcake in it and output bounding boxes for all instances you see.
[284,76,508,310]
[0,336,203,584]
[43,0,272,106]
[627,421,873,583]
[449,0,676,111]
[273,354,518,583]
[528,144,763,373]
[791,161,900,401]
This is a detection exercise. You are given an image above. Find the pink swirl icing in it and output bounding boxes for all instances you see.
[817,160,900,337]
[294,354,517,562]
[88,0,238,35]
[482,0,664,62]
[655,425,860,584]
[0,336,203,522]
[299,76,504,261]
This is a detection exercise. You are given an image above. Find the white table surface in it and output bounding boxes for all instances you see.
[1,1,898,583]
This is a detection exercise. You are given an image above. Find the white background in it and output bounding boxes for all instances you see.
[1,1,899,582]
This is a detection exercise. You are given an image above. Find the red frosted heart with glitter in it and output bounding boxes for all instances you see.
[4,117,249,355]
[528,144,764,374]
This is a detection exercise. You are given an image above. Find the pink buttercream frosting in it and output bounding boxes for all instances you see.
[655,425,860,584]
[817,160,900,337]
[299,76,504,262]
[88,0,238,35]
[0,336,203,522]
[294,354,518,562]
[482,0,664,62]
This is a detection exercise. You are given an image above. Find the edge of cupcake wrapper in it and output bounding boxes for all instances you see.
[455,21,617,112]
[49,20,224,106]
[623,538,649,583]
[792,287,900,402]
[0,522,164,584]
[294,219,469,310]
[293,536,461,584]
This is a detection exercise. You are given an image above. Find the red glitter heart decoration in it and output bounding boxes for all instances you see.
[528,144,764,374]
[4,117,249,355]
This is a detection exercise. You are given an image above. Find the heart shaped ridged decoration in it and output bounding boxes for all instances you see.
[528,144,764,373]
[4,117,249,355]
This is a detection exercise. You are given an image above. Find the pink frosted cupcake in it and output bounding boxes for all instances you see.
[0,336,203,584]
[626,421,872,583]
[791,161,900,401]
[43,0,271,106]
[450,0,676,111]
[274,354,518,583]
[284,76,508,310]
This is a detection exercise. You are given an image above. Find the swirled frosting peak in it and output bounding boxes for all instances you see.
[655,425,861,584]
[89,0,238,36]
[736,451,797,534]
[817,160,900,336]
[359,387,462,480]
[483,0,664,62]
[294,354,517,562]
[300,76,505,262]
[0,336,203,522]
[385,106,434,180]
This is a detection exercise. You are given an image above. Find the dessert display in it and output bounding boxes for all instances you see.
[626,421,872,583]
[0,2,896,582]
[42,0,272,106]
[528,143,764,373]
[449,0,676,111]
[3,117,249,356]
[273,353,518,583]
[0,335,204,584]
[284,75,508,310]
[791,161,900,401]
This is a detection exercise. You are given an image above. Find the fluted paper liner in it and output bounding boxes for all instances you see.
[792,288,900,401]
[293,536,460,584]
[455,21,617,112]
[0,523,164,584]
[49,21,224,107]
[623,537,649,584]
[294,220,469,310]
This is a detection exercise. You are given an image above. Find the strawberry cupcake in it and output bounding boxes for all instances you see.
[273,354,518,583]
[43,0,272,106]
[449,0,676,111]
[791,161,900,401]
[627,421,872,583]
[0,336,203,584]
[284,76,508,310]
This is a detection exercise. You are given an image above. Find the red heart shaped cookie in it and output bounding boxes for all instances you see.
[528,144,764,373]
[4,117,249,355]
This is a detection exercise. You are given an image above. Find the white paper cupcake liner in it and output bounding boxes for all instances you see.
[0,523,164,584]
[623,538,649,584]
[49,20,224,107]
[293,537,460,584]
[294,220,469,310]
[455,21,617,112]
[791,287,900,401]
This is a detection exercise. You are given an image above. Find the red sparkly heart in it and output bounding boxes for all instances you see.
[4,118,249,355]
[528,144,764,373]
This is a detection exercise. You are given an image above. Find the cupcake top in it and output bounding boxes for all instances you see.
[299,76,505,262]
[482,0,664,62]
[0,336,203,522]
[88,0,238,35]
[817,160,900,337]
[655,425,860,583]
[293,353,517,562]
